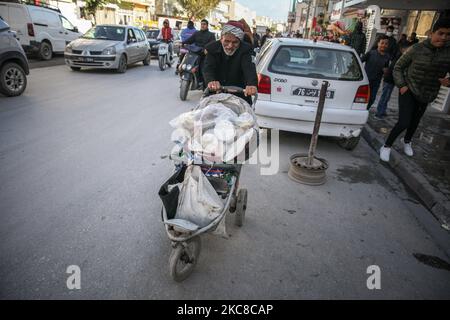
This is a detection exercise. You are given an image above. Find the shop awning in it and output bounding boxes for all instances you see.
[349,0,449,10]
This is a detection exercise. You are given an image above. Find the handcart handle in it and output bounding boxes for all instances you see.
[203,86,245,96]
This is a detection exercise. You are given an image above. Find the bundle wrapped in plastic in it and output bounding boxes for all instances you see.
[169,94,259,164]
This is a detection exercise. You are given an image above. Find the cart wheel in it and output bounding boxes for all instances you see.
[169,236,201,282]
[229,194,237,213]
[234,189,247,227]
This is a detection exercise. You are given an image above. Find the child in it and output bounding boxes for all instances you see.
[361,35,391,110]
[374,45,408,119]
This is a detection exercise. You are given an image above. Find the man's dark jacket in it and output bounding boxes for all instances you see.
[203,40,258,102]
[393,39,450,103]
[183,29,216,48]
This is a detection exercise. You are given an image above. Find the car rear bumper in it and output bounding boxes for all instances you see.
[64,54,118,68]
[255,100,368,138]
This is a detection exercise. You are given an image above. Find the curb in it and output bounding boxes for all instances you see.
[361,125,450,231]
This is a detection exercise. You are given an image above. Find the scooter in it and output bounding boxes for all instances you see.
[158,41,174,71]
[178,44,203,101]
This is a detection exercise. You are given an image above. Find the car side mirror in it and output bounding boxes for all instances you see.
[73,26,78,33]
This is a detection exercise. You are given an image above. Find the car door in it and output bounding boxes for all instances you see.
[125,28,138,62]
[59,15,81,44]
[134,28,146,60]
[31,8,65,52]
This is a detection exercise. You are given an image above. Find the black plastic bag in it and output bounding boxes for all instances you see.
[158,165,187,220]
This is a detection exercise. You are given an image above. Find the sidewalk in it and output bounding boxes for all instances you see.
[362,87,450,230]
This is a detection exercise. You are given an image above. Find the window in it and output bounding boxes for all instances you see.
[82,26,125,41]
[127,28,136,42]
[135,29,144,42]
[268,46,363,81]
[256,39,273,66]
[60,15,74,31]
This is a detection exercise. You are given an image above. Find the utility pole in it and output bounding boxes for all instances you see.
[305,0,312,38]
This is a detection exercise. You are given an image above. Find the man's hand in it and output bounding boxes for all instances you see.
[439,77,450,87]
[244,86,257,97]
[208,81,221,91]
[400,86,409,95]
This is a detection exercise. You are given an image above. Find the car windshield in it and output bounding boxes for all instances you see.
[268,46,363,81]
[82,26,125,41]
[146,30,159,39]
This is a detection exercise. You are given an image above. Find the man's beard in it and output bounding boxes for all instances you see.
[222,44,238,56]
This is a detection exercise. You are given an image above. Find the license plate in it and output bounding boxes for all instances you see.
[78,57,94,62]
[292,87,334,99]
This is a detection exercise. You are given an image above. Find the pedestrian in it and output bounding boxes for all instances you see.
[252,27,261,48]
[349,21,366,56]
[372,25,399,59]
[398,33,409,49]
[374,45,408,119]
[260,28,272,47]
[408,32,419,45]
[239,18,254,48]
[361,35,390,109]
[379,18,450,162]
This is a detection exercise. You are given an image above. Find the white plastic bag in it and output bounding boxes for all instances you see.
[176,165,224,227]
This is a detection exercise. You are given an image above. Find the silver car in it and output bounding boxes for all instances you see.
[64,25,151,73]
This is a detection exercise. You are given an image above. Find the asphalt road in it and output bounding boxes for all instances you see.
[1,62,449,299]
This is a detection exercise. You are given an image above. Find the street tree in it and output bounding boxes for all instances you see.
[177,0,220,20]
[84,0,110,25]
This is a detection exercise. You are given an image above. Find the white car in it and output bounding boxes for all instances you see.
[255,38,370,150]
[0,1,82,60]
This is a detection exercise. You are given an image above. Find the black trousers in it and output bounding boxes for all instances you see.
[385,90,428,147]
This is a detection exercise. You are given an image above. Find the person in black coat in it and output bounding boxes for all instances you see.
[203,21,258,105]
[181,19,216,86]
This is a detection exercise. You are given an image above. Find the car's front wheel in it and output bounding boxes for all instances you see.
[116,54,127,73]
[338,136,361,151]
[0,62,27,97]
[70,67,81,71]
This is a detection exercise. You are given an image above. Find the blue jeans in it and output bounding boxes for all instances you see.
[367,79,381,110]
[376,81,395,117]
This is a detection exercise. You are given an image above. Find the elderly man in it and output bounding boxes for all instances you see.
[203,21,258,105]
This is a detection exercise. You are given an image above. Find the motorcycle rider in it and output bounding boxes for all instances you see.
[176,20,197,74]
[182,19,216,87]
[203,21,258,105]
[157,19,174,60]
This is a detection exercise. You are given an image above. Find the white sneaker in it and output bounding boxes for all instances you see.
[401,138,414,156]
[380,146,391,162]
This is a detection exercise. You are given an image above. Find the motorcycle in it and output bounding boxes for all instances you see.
[178,44,203,101]
[158,41,174,71]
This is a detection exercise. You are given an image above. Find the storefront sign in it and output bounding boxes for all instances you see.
[344,0,366,7]
[331,1,343,21]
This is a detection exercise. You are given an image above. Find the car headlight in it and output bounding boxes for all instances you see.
[65,44,73,53]
[153,44,159,49]
[102,46,116,55]
[186,64,192,71]
[181,64,187,70]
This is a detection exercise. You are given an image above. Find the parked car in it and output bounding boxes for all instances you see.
[64,25,151,73]
[254,38,370,150]
[0,17,29,97]
[145,28,160,56]
[0,1,82,60]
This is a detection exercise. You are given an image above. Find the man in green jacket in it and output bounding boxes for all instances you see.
[380,18,450,162]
